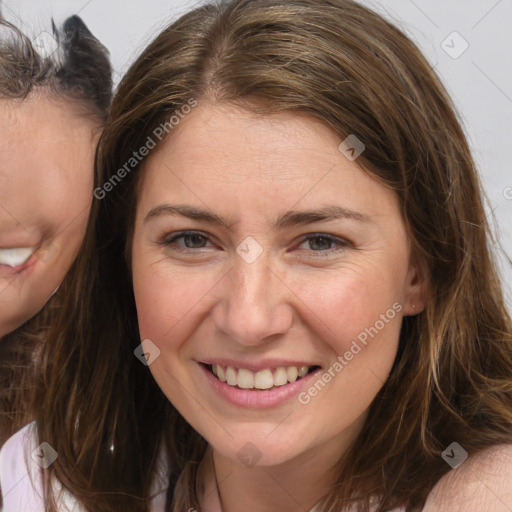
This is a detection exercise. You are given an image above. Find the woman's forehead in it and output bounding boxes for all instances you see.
[137,103,397,214]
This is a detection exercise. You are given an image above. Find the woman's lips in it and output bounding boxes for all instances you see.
[198,362,322,409]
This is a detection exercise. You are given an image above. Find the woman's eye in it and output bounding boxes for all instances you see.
[297,234,348,254]
[158,232,348,257]
[160,231,213,250]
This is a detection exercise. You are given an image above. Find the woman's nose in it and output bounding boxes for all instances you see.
[212,251,294,347]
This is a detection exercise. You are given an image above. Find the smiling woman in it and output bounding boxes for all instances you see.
[2,0,512,511]
[0,16,112,449]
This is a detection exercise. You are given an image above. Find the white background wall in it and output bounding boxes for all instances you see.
[2,0,511,308]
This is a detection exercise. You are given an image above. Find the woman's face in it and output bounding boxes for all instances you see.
[132,102,424,468]
[0,94,98,337]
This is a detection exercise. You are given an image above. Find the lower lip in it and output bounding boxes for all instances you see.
[0,253,38,278]
[199,363,321,409]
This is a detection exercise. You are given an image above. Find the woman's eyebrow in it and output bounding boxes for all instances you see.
[275,206,371,228]
[144,204,232,229]
[144,204,372,229]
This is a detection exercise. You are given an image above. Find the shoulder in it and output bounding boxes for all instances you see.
[423,444,512,512]
[0,422,84,512]
[0,422,39,476]
[0,422,45,511]
[1,424,169,512]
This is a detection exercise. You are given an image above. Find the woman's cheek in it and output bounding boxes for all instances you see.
[287,269,394,351]
[133,265,214,341]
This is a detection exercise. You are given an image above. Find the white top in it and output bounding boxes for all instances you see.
[0,423,80,511]
[2,423,512,511]
[0,422,167,512]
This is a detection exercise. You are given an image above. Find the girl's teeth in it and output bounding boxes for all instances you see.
[211,364,312,390]
[0,247,35,267]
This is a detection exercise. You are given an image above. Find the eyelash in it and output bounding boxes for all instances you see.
[158,230,350,257]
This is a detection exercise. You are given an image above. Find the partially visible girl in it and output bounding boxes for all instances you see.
[0,15,112,447]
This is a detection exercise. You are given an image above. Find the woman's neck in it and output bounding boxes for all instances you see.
[210,432,355,512]
[215,459,324,512]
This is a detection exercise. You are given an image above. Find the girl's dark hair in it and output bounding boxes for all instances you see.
[36,0,512,511]
[0,14,112,117]
[0,10,112,468]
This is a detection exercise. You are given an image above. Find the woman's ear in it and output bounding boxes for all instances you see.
[402,247,428,316]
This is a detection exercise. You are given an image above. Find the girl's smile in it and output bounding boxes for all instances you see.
[0,95,99,337]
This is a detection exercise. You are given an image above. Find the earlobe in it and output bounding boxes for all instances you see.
[402,254,428,316]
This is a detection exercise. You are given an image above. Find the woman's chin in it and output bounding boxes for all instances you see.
[211,436,308,468]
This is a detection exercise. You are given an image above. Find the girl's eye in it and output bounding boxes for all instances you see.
[297,234,348,254]
[160,231,214,250]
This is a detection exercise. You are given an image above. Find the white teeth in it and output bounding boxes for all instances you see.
[211,364,313,390]
[217,365,226,382]
[273,367,288,386]
[225,366,237,386]
[0,247,35,267]
[286,366,298,383]
[254,369,274,390]
[237,368,254,389]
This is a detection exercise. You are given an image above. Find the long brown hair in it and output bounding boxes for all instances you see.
[0,293,58,444]
[36,0,512,511]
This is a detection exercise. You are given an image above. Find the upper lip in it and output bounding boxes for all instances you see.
[200,358,320,372]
